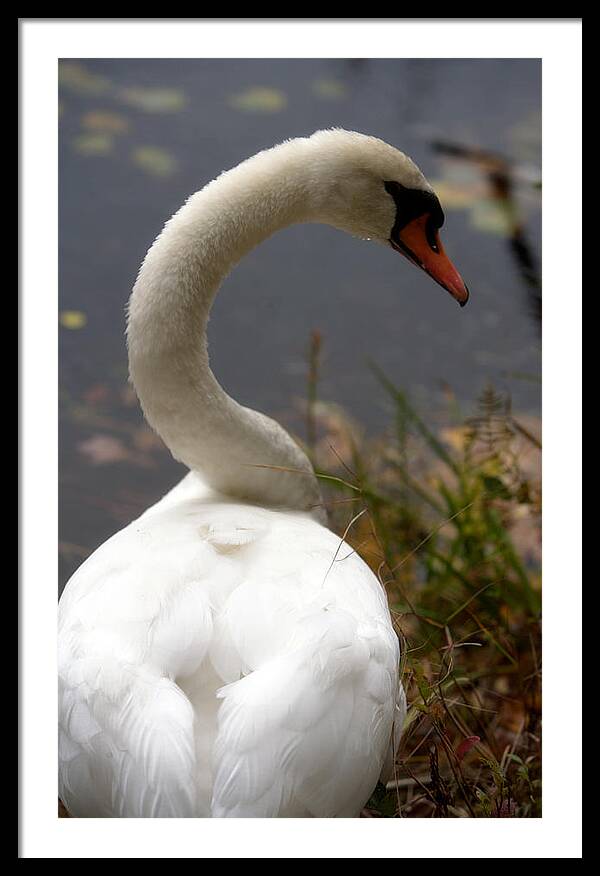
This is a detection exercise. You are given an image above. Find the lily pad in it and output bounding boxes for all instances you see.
[312,78,347,99]
[81,111,129,134]
[427,179,478,211]
[118,87,186,113]
[131,146,177,177]
[78,434,130,465]
[59,62,111,96]
[73,132,113,156]
[229,87,287,113]
[60,310,87,329]
[470,200,515,237]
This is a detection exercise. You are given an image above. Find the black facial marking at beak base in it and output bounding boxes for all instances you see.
[384,179,445,245]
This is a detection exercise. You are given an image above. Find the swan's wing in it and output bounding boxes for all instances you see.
[58,516,217,818]
[211,600,399,818]
[59,665,198,817]
[58,494,275,818]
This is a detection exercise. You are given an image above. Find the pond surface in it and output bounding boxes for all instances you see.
[59,58,541,594]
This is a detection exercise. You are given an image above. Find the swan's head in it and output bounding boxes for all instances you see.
[306,129,469,306]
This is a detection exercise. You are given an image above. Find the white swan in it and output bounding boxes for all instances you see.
[58,129,468,818]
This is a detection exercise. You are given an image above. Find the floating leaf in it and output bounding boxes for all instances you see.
[78,434,130,465]
[81,111,129,134]
[312,78,347,100]
[427,179,478,211]
[83,383,111,405]
[229,87,287,113]
[73,132,113,156]
[431,163,527,239]
[59,62,111,96]
[470,200,515,237]
[77,433,156,469]
[118,87,186,113]
[131,146,177,177]
[60,310,87,329]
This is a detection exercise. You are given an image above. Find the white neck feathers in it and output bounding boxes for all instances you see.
[127,137,325,514]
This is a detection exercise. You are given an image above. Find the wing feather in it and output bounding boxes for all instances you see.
[59,661,199,817]
[211,607,398,817]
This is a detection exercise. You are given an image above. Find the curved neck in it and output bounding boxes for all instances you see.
[127,138,325,515]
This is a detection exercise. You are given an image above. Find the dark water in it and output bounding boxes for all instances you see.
[59,58,541,593]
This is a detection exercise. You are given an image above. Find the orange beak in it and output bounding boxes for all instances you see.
[391,214,469,307]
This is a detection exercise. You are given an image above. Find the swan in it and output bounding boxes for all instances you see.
[58,129,468,818]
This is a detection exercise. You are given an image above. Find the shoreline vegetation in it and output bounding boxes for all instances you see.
[302,332,541,818]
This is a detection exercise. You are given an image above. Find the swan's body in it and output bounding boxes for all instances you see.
[59,130,467,817]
